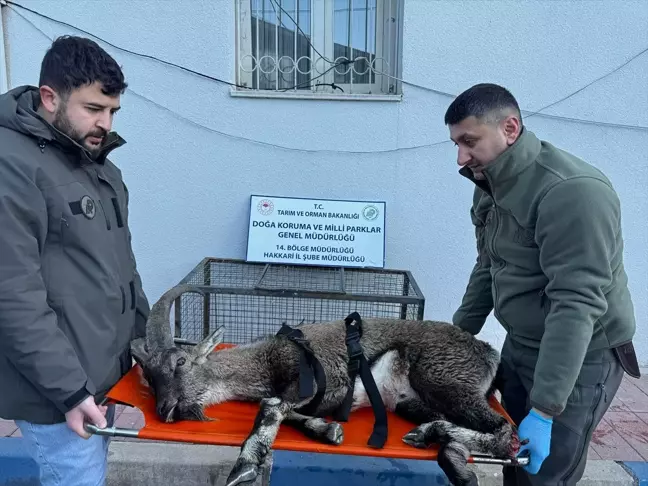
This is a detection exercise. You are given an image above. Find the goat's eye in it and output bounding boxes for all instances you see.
[177,357,186,366]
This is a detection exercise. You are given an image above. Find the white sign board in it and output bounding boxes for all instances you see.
[246,195,386,268]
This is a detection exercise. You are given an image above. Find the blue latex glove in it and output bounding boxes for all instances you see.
[516,409,553,474]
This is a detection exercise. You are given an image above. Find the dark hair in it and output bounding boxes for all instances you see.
[444,83,521,126]
[39,35,127,98]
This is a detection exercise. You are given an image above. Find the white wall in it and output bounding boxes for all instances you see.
[3,0,648,361]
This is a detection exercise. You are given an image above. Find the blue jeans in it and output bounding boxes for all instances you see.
[15,405,116,486]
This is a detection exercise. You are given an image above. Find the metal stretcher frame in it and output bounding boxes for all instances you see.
[85,343,529,468]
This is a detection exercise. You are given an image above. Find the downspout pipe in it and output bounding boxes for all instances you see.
[0,0,9,94]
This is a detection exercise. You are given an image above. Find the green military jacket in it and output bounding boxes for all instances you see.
[453,127,636,416]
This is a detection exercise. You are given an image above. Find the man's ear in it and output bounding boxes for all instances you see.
[502,114,521,145]
[38,85,61,115]
[130,337,149,367]
[192,326,225,364]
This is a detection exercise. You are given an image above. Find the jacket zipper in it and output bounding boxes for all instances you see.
[120,286,126,314]
[487,203,501,263]
[480,171,511,331]
[129,281,136,310]
[98,200,112,230]
[87,168,112,231]
[486,201,509,329]
[87,167,124,311]
[60,217,69,244]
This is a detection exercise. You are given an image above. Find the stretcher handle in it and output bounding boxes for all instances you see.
[84,423,141,438]
[82,423,529,466]
[468,453,530,466]
[82,397,139,437]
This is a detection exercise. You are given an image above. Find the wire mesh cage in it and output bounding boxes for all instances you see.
[172,258,426,345]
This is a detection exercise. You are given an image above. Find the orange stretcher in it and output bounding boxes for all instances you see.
[86,344,528,467]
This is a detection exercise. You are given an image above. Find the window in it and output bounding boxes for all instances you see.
[233,0,403,100]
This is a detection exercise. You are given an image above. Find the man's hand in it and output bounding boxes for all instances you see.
[64,395,108,439]
[516,408,553,474]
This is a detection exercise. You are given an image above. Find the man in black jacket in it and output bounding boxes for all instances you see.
[0,35,150,485]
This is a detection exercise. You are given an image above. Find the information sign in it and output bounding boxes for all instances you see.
[246,195,386,268]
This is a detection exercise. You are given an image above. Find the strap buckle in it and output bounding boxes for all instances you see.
[346,332,363,358]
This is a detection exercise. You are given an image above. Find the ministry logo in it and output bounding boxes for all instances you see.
[257,199,274,216]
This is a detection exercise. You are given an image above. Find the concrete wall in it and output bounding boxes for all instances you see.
[2,0,647,360]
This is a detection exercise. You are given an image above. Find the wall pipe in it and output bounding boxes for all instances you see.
[0,0,9,94]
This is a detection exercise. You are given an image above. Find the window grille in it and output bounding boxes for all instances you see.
[235,0,403,97]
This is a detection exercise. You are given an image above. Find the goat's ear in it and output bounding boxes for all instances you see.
[192,326,225,363]
[130,337,149,367]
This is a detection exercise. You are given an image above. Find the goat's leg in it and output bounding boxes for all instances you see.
[396,396,454,449]
[407,385,519,457]
[403,414,517,457]
[402,418,482,486]
[395,396,447,425]
[398,390,515,486]
[396,397,480,486]
[284,410,344,445]
[438,442,480,486]
[225,397,292,486]
[452,393,509,435]
[450,394,520,458]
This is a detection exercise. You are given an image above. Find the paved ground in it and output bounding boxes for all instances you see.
[3,373,648,461]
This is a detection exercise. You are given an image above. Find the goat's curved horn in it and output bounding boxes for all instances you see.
[146,284,203,351]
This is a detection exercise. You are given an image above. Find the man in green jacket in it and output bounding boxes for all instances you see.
[446,83,639,485]
[0,36,150,485]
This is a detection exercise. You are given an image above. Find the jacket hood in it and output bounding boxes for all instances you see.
[0,85,126,164]
[0,85,54,140]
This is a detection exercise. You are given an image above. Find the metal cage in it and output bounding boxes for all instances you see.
[172,258,425,345]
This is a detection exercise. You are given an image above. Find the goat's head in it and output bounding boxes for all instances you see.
[130,284,223,423]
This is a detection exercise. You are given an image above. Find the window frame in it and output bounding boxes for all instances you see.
[232,0,403,101]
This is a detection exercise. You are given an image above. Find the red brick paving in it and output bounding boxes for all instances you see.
[589,373,648,460]
[3,372,648,461]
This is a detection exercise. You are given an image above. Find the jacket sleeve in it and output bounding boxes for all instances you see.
[530,176,620,416]
[122,182,150,341]
[452,204,494,335]
[0,157,95,414]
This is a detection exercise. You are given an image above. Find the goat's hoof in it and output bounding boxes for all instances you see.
[402,425,429,449]
[325,422,344,445]
[225,462,258,486]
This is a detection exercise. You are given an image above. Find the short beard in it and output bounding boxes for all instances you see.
[52,102,106,159]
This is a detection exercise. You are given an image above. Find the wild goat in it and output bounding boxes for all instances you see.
[130,285,524,486]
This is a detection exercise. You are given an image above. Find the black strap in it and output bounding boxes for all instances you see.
[333,312,388,449]
[275,323,327,415]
